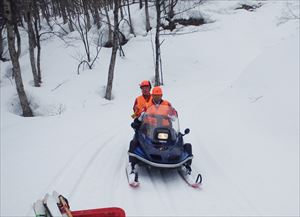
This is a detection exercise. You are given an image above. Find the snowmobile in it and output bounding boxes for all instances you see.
[126,105,202,188]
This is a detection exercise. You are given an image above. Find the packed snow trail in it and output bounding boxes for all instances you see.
[38,111,260,216]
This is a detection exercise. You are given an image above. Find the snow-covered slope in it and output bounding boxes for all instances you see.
[1,1,299,216]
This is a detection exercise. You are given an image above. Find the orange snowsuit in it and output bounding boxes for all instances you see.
[132,95,152,118]
[143,100,175,126]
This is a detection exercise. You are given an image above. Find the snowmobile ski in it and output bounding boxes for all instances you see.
[126,163,139,188]
[177,166,202,188]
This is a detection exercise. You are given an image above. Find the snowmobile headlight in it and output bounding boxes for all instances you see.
[157,133,168,140]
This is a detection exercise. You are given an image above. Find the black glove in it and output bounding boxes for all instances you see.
[131,118,141,130]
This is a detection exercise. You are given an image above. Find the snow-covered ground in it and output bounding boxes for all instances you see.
[1,1,299,216]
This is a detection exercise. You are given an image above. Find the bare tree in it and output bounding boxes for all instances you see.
[59,0,74,32]
[32,0,42,83]
[39,0,53,30]
[0,1,4,61]
[75,12,92,62]
[3,0,33,117]
[104,0,113,46]
[76,32,102,74]
[90,0,102,29]
[59,0,68,24]
[25,0,40,87]
[155,0,162,86]
[165,0,178,31]
[51,0,60,20]
[105,0,120,100]
[144,0,151,32]
[82,0,92,31]
[120,1,124,19]
[126,0,135,35]
[0,16,9,62]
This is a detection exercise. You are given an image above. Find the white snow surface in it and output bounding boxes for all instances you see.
[1,1,299,216]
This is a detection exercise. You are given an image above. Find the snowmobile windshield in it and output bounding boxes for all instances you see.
[140,105,179,142]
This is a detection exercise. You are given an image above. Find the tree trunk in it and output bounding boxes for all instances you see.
[39,0,53,30]
[51,0,58,19]
[139,0,143,9]
[169,0,178,20]
[65,1,74,32]
[120,2,124,20]
[104,0,113,44]
[126,0,135,36]
[144,0,151,32]
[4,0,33,117]
[155,0,161,86]
[26,2,40,87]
[108,0,114,10]
[59,0,68,24]
[91,0,101,29]
[162,0,167,15]
[83,0,91,31]
[166,0,178,31]
[105,0,120,100]
[32,0,42,84]
[34,18,42,84]
[77,13,91,62]
[0,25,6,61]
[14,24,21,58]
[52,0,61,19]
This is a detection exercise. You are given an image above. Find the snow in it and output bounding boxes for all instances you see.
[1,1,299,216]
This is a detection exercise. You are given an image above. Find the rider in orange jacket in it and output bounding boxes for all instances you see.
[140,86,177,126]
[131,80,152,119]
[148,86,171,107]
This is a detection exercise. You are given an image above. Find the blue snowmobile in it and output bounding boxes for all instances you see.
[126,105,202,188]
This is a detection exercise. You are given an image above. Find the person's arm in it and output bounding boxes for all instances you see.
[131,98,139,118]
[167,102,178,118]
[164,100,177,117]
[171,107,178,117]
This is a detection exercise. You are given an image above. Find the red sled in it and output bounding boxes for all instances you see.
[58,194,126,217]
[33,192,126,217]
[71,207,125,217]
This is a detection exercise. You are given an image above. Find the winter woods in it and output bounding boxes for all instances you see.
[0,0,206,115]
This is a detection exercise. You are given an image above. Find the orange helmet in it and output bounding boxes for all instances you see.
[139,80,151,88]
[152,86,163,95]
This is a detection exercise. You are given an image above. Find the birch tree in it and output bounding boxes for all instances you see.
[3,0,33,117]
[25,0,40,87]
[155,0,162,86]
[144,0,151,32]
[105,0,120,100]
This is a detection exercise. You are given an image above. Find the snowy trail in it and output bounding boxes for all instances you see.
[67,111,260,216]
[57,115,207,215]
